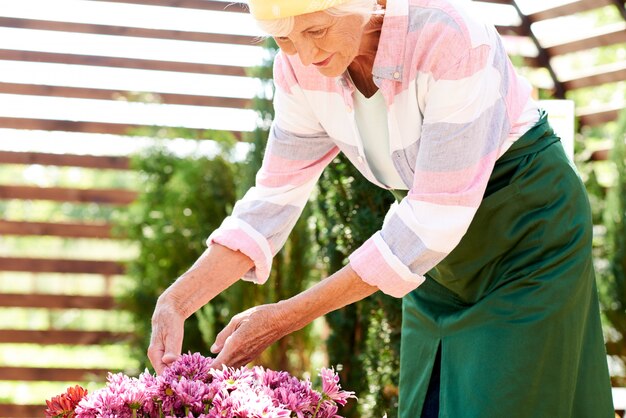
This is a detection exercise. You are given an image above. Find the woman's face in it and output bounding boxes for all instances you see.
[274,12,366,77]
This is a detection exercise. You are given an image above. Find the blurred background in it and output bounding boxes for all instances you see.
[0,0,625,417]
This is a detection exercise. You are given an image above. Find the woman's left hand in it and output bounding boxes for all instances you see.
[210,303,293,369]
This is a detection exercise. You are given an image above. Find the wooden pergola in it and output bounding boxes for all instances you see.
[0,1,624,416]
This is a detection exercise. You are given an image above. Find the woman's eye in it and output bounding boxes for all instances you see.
[307,29,327,38]
[275,36,290,43]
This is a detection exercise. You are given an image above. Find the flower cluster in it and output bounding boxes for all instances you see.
[45,353,355,418]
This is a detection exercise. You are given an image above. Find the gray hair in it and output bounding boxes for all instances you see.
[254,0,379,37]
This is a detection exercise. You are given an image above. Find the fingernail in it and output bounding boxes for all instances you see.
[210,344,218,352]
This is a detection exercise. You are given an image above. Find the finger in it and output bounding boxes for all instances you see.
[147,346,165,374]
[211,316,241,353]
[161,325,183,366]
[147,329,167,374]
[211,335,237,369]
[213,329,257,369]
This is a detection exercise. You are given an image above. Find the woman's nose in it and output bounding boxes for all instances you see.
[293,40,318,67]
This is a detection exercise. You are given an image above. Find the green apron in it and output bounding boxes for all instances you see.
[397,113,614,417]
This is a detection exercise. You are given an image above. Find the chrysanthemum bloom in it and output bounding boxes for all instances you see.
[171,376,210,414]
[260,369,320,417]
[319,368,355,406]
[138,369,160,416]
[75,385,130,418]
[45,385,88,418]
[163,352,214,382]
[209,365,255,392]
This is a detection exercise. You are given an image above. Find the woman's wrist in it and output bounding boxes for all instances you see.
[278,264,378,332]
[159,244,254,319]
[157,286,194,319]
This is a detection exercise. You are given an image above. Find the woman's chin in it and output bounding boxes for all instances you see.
[315,64,344,78]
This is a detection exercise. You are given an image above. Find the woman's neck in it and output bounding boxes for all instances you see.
[347,15,384,98]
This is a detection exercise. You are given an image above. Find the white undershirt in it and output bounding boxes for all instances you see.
[353,88,407,189]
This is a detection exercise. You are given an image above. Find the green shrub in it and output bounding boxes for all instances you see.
[115,142,240,367]
[596,108,626,385]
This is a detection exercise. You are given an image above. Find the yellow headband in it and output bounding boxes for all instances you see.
[248,0,351,20]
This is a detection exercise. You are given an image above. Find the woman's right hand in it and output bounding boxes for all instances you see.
[147,296,186,374]
[145,244,255,374]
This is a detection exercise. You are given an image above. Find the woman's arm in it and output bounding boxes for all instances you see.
[210,264,377,369]
[147,243,253,374]
[150,53,340,373]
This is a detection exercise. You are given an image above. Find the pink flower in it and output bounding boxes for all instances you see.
[317,400,339,418]
[75,387,129,418]
[163,352,213,383]
[171,376,209,414]
[50,353,353,418]
[320,368,356,407]
[209,365,254,391]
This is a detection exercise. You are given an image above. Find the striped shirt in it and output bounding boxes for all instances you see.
[208,0,539,298]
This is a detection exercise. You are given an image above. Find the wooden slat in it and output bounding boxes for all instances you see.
[528,0,614,21]
[0,8,526,39]
[577,105,624,127]
[589,148,610,161]
[0,17,260,46]
[85,0,248,13]
[0,404,42,418]
[0,293,118,309]
[0,49,248,77]
[0,366,110,382]
[0,257,125,275]
[494,24,525,36]
[0,116,147,136]
[0,185,137,205]
[0,220,115,239]
[562,62,626,90]
[0,329,133,345]
[0,82,253,109]
[0,151,130,170]
[0,116,244,138]
[545,22,626,56]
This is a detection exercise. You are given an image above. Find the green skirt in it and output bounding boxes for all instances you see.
[398,113,614,417]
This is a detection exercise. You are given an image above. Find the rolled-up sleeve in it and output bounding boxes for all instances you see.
[208,52,339,284]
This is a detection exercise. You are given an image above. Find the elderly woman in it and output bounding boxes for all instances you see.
[148,0,615,416]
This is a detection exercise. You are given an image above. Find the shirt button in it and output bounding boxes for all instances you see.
[393,71,401,79]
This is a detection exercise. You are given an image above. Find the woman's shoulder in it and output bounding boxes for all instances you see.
[405,0,496,47]
[397,0,499,78]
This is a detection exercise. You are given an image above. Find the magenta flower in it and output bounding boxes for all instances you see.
[49,353,353,418]
[319,368,356,407]
[171,376,209,414]
[209,365,254,391]
[75,387,129,418]
[163,352,213,383]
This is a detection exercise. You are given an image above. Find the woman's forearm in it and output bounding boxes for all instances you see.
[208,264,378,368]
[279,264,378,333]
[159,243,254,318]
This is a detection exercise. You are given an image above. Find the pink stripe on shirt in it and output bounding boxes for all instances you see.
[257,148,339,188]
[410,150,498,207]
